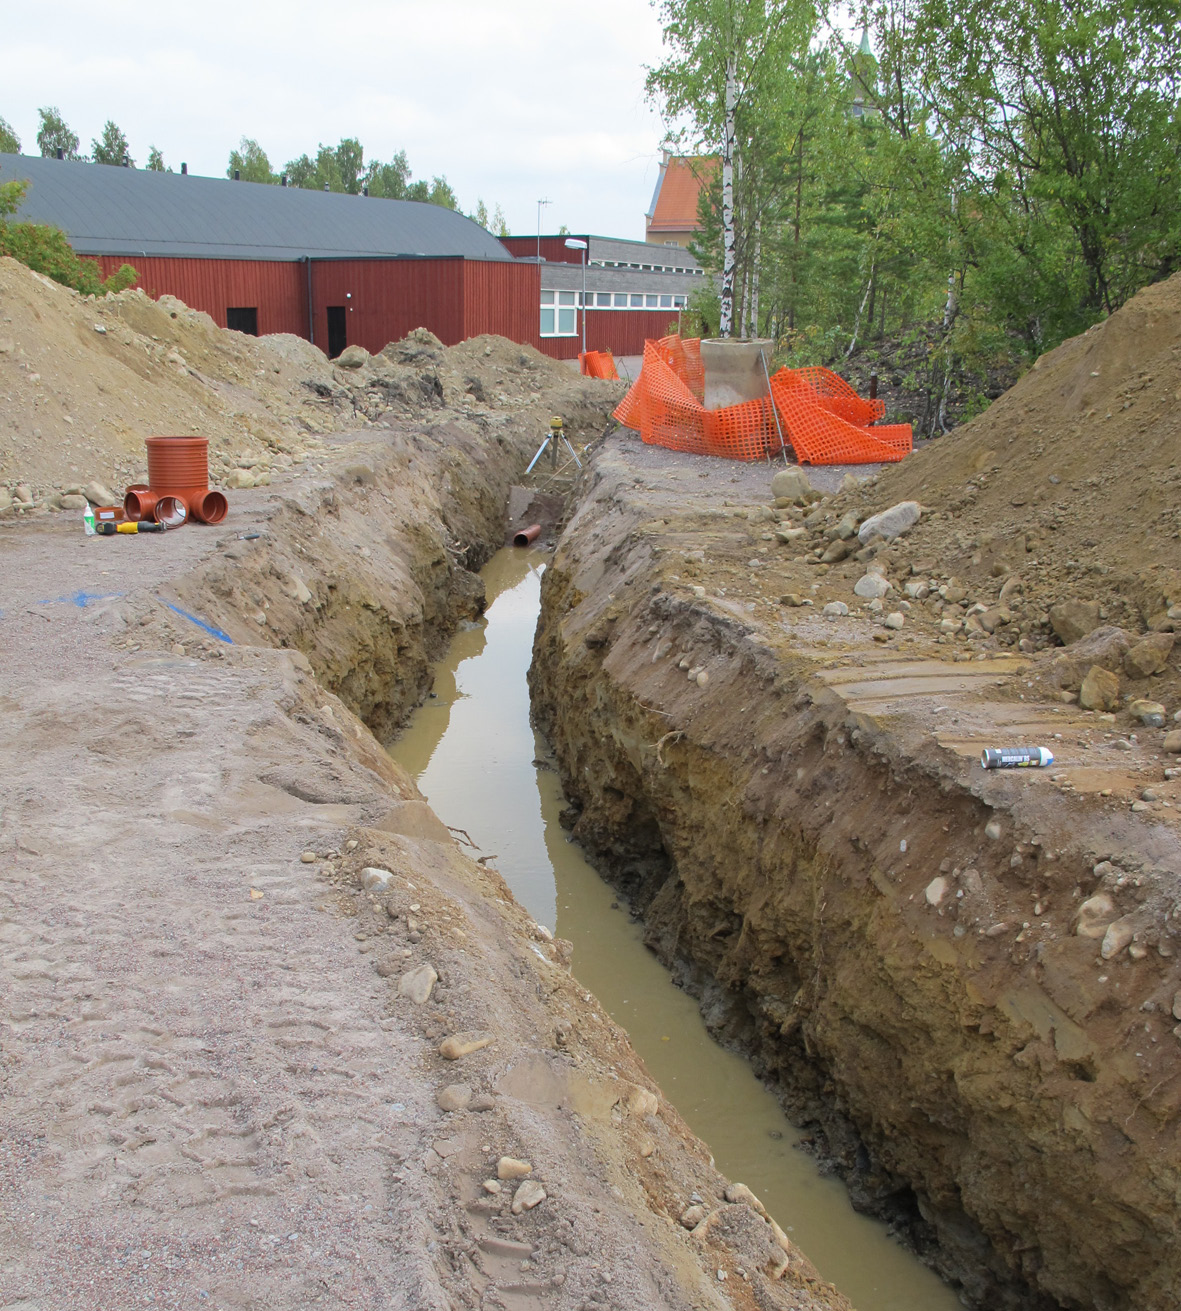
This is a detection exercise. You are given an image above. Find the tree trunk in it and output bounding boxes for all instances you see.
[845,257,875,358]
[789,128,803,333]
[750,217,761,337]
[719,53,738,338]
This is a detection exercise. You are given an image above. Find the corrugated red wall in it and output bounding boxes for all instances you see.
[499,236,588,266]
[311,259,465,353]
[463,260,540,347]
[95,254,540,356]
[537,310,682,360]
[94,256,307,335]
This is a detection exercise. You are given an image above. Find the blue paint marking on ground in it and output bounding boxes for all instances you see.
[38,589,124,608]
[164,602,233,644]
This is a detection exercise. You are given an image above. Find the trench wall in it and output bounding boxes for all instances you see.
[173,419,529,742]
[528,471,1181,1311]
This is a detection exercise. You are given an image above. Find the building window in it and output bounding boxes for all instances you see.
[660,295,673,308]
[614,293,628,307]
[540,290,577,336]
[674,295,687,307]
[645,294,658,307]
[596,292,612,306]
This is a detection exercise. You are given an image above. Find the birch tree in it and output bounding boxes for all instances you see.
[647,0,814,337]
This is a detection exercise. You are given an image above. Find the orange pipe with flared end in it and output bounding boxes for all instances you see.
[183,488,228,524]
[124,487,158,521]
[513,524,542,546]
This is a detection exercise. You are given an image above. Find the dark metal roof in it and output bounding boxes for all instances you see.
[1,153,512,262]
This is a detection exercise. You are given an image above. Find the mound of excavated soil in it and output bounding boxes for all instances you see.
[0,258,622,512]
[872,272,1181,631]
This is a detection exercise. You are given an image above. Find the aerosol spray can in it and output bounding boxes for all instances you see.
[980,747,1054,770]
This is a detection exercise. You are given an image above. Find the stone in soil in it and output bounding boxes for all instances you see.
[439,1031,493,1060]
[497,1156,532,1180]
[857,500,920,544]
[1049,599,1102,646]
[399,963,438,1004]
[436,1083,473,1112]
[854,573,891,599]
[1125,633,1175,679]
[1079,665,1120,711]
[511,1180,547,1214]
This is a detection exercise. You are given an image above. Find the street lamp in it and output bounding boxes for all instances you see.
[536,198,551,262]
[564,237,588,356]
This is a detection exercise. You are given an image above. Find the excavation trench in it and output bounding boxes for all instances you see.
[518,434,1181,1311]
[389,546,961,1311]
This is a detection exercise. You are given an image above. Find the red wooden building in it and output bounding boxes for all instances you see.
[7,154,709,363]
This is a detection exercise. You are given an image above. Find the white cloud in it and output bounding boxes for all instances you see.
[2,0,675,238]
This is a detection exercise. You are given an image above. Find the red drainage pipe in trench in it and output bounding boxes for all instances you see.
[513,524,541,547]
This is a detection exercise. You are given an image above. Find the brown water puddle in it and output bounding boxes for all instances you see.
[390,548,963,1311]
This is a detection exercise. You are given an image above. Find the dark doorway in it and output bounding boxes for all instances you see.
[226,306,259,336]
[326,306,347,359]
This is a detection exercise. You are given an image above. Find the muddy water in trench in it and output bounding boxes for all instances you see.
[390,548,963,1311]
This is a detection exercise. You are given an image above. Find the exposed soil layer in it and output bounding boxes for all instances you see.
[0,263,849,1311]
[531,352,1181,1311]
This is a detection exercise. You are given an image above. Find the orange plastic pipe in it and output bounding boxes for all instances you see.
[513,524,541,546]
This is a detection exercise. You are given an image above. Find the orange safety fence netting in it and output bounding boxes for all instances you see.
[613,335,911,466]
[769,367,911,465]
[579,349,620,380]
[613,339,776,462]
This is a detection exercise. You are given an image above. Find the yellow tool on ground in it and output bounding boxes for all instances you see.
[101,520,165,534]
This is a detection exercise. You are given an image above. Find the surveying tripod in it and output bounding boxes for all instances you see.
[526,416,583,475]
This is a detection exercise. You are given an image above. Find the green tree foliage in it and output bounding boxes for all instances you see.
[403,175,456,207]
[647,0,817,334]
[146,146,169,172]
[0,117,20,154]
[227,137,276,183]
[649,0,1181,424]
[365,150,412,198]
[225,135,462,209]
[910,0,1181,339]
[36,107,79,159]
[0,168,137,295]
[92,120,132,166]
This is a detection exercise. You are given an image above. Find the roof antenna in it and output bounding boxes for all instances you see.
[181,162,187,174]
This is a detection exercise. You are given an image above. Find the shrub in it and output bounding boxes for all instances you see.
[0,172,137,296]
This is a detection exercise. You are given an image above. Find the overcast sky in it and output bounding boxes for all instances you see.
[3,0,674,240]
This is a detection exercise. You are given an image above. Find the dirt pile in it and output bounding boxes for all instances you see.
[0,257,622,512]
[867,272,1181,629]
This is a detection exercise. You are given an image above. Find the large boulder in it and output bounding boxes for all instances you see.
[1049,626,1131,688]
[1049,598,1101,646]
[335,345,370,369]
[1079,664,1120,712]
[770,467,813,503]
[858,500,921,544]
[1124,632,1175,680]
